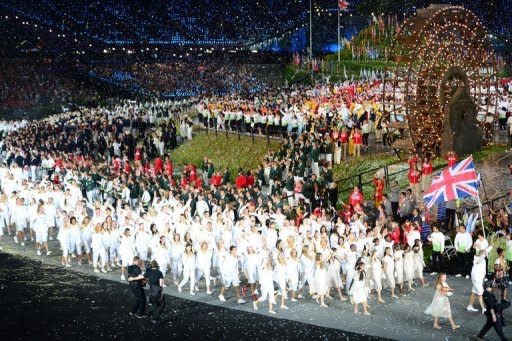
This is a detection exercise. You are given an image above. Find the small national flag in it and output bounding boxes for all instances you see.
[338,0,350,11]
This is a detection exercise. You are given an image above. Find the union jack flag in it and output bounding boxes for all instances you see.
[338,0,350,11]
[423,156,479,209]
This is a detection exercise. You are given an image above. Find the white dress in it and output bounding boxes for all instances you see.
[371,259,383,291]
[327,258,343,288]
[286,258,300,291]
[425,283,452,318]
[394,250,404,285]
[403,251,414,282]
[312,264,329,295]
[383,255,396,289]
[352,271,368,304]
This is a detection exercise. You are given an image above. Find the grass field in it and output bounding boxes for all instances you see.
[170,132,281,179]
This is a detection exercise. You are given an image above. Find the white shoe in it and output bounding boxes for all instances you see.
[291,298,298,302]
[178,285,182,293]
[467,305,478,312]
[218,294,226,302]
[190,292,195,296]
[121,275,126,281]
[281,305,289,310]
[465,275,470,279]
[14,236,18,243]
[46,251,52,256]
[71,254,76,258]
[253,301,258,310]
[237,298,246,304]
[206,290,213,295]
[37,250,42,256]
[65,264,71,268]
[430,272,438,275]
[455,274,462,278]
[100,268,107,273]
[21,242,25,246]
[94,268,100,273]
[482,308,486,314]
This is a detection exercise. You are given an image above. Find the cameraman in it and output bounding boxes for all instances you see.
[145,260,166,323]
[476,281,508,341]
[127,256,146,318]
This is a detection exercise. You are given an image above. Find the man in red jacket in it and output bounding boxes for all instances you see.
[235,171,247,189]
[154,156,163,175]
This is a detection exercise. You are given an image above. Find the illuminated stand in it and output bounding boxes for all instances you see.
[382,4,498,156]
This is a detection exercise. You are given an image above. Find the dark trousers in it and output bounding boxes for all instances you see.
[456,252,471,276]
[149,286,165,321]
[391,202,399,220]
[445,208,456,229]
[477,315,508,341]
[432,251,443,273]
[130,285,146,316]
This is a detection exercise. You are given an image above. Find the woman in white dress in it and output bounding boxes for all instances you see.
[274,253,289,310]
[170,233,185,285]
[244,246,259,297]
[69,215,82,263]
[91,224,107,273]
[13,197,28,246]
[383,247,398,299]
[413,240,427,287]
[467,249,487,313]
[393,244,404,294]
[134,223,150,261]
[298,245,315,299]
[370,250,384,303]
[57,217,72,267]
[286,248,300,302]
[403,244,415,292]
[312,253,329,308]
[253,257,276,314]
[80,217,93,264]
[119,228,136,281]
[33,204,50,256]
[424,273,460,330]
[153,236,171,280]
[178,243,196,295]
[327,250,347,302]
[196,241,213,294]
[352,261,370,315]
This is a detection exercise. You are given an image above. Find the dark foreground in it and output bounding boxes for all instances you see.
[0,252,386,341]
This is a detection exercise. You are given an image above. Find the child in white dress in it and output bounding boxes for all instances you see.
[179,243,196,295]
[253,257,277,314]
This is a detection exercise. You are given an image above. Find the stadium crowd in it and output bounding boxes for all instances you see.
[0,81,510,320]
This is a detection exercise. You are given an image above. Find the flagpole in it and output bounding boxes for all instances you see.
[337,6,341,63]
[309,0,313,82]
[476,195,486,239]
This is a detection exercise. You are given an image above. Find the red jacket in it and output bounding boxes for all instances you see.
[134,148,142,161]
[422,160,432,175]
[352,132,363,145]
[349,190,364,207]
[165,160,173,177]
[154,157,163,174]
[408,170,420,184]
[235,174,247,189]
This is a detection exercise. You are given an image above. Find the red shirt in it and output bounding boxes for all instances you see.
[408,170,420,184]
[352,132,363,145]
[235,174,247,189]
[340,132,349,143]
[408,156,418,171]
[422,160,432,175]
[123,162,131,174]
[134,148,142,161]
[349,190,364,207]
[390,228,401,245]
[165,161,173,177]
[211,174,222,187]
[189,166,197,181]
[247,174,255,187]
[154,157,163,173]
[447,154,457,167]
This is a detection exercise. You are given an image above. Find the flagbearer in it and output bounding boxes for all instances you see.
[454,225,473,279]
